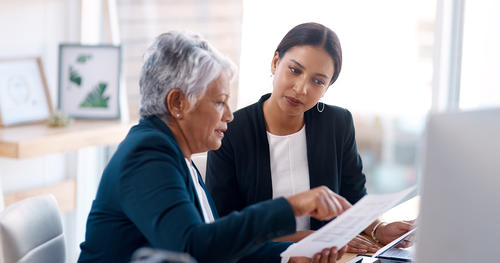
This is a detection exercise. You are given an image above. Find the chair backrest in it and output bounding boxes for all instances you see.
[0,194,65,263]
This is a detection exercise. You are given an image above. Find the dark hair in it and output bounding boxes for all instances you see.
[276,22,342,85]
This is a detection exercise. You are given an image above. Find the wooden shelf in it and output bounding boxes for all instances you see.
[0,119,134,159]
[4,179,76,212]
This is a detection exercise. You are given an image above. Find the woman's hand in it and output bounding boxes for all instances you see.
[288,246,346,263]
[287,186,351,221]
[346,235,380,253]
[375,220,415,247]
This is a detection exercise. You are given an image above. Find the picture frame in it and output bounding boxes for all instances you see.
[58,44,121,119]
[0,57,53,126]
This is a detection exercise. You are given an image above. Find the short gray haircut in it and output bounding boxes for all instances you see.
[139,31,235,119]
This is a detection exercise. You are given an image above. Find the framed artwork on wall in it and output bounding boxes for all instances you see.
[0,57,53,126]
[58,44,121,119]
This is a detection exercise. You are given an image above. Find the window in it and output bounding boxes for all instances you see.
[239,0,436,193]
[116,0,243,118]
[459,1,500,110]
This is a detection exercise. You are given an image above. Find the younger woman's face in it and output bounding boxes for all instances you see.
[270,45,334,117]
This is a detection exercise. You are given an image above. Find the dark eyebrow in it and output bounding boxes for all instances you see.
[290,59,330,80]
[291,59,306,70]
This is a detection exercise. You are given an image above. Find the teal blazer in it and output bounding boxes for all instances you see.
[78,116,295,263]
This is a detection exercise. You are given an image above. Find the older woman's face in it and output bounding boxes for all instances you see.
[181,72,233,154]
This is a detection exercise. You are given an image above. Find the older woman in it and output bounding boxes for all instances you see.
[77,32,350,263]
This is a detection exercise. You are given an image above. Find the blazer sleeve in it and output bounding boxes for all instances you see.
[119,147,295,263]
[205,136,245,216]
[339,109,367,204]
[238,241,293,263]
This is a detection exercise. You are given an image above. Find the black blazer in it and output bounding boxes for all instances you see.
[206,94,367,230]
[78,116,295,263]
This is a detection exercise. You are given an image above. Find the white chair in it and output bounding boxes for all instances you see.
[0,194,65,263]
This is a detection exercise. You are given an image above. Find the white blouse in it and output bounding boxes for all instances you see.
[267,125,311,231]
[185,158,215,223]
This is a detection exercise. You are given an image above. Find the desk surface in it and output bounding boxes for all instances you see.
[0,119,134,159]
[337,196,419,263]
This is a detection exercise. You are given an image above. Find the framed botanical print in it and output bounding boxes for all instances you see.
[58,44,121,119]
[0,57,53,126]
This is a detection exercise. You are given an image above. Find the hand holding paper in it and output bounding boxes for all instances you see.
[287,186,352,220]
[288,246,346,263]
[282,186,416,259]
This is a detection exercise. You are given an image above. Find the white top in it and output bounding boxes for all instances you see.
[267,125,311,231]
[185,158,215,223]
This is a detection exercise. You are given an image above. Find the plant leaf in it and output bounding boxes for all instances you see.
[69,66,82,86]
[79,82,110,108]
[76,54,92,64]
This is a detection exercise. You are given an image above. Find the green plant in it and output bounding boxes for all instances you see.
[77,54,92,63]
[69,66,82,86]
[79,82,110,108]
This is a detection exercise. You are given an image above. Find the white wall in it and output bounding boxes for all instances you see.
[0,0,79,197]
[0,1,83,262]
[0,0,80,105]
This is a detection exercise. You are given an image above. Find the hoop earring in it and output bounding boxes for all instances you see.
[316,101,325,113]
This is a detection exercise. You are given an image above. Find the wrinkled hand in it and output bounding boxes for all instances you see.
[346,235,380,253]
[376,220,415,247]
[287,186,352,221]
[288,246,347,263]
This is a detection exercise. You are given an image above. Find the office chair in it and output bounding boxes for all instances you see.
[0,194,65,263]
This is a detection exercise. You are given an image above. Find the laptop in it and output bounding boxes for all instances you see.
[415,108,500,262]
[350,107,500,263]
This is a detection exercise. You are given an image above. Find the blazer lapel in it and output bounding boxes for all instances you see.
[304,108,339,230]
[194,164,219,219]
[255,95,273,202]
[147,116,209,221]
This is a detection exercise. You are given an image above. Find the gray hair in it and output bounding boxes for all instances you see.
[139,31,235,119]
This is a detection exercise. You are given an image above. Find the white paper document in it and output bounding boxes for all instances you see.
[281,186,416,258]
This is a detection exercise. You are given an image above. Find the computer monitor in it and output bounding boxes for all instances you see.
[415,107,500,262]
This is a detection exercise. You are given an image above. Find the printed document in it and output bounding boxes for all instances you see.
[281,186,416,258]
